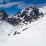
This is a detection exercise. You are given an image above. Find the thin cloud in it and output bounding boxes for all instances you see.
[32,0,37,4]
[0,1,46,9]
[0,0,10,3]
[36,3,46,8]
[16,2,30,9]
[0,1,29,9]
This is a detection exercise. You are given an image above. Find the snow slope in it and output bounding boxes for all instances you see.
[0,6,46,46]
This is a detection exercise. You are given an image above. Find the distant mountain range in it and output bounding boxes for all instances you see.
[0,4,43,26]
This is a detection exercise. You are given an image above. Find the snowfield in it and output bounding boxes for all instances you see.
[0,6,46,46]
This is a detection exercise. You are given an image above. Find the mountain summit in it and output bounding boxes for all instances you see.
[8,4,43,26]
[0,4,46,46]
[0,4,43,26]
[0,10,8,20]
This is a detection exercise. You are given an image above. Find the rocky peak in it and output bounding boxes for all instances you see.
[0,4,43,26]
[8,4,43,26]
[0,10,8,20]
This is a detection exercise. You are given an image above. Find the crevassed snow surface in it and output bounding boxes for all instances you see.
[0,6,46,46]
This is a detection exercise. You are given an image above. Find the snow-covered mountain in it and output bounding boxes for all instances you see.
[0,10,8,20]
[0,4,46,46]
[8,4,43,26]
[0,4,43,26]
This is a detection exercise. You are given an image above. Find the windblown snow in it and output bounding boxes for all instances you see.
[0,6,46,46]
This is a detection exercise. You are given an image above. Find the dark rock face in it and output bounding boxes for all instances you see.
[0,4,43,26]
[14,31,17,35]
[7,4,43,26]
[8,18,14,24]
[24,15,32,22]
[29,4,39,15]
[8,17,21,26]
[0,10,8,20]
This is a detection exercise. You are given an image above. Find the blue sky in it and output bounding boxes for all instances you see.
[0,0,46,15]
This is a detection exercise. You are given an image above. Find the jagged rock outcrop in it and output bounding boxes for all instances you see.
[0,10,8,20]
[8,17,21,26]
[0,4,44,26]
[8,4,43,26]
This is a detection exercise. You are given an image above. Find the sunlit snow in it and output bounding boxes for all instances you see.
[0,6,46,46]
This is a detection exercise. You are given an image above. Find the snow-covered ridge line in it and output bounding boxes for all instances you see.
[0,5,46,35]
[6,5,46,37]
[6,13,46,42]
[0,4,43,26]
[39,6,46,15]
[0,5,46,46]
[13,14,46,34]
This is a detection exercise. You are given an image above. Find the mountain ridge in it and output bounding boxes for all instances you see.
[0,4,44,26]
[0,4,46,46]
